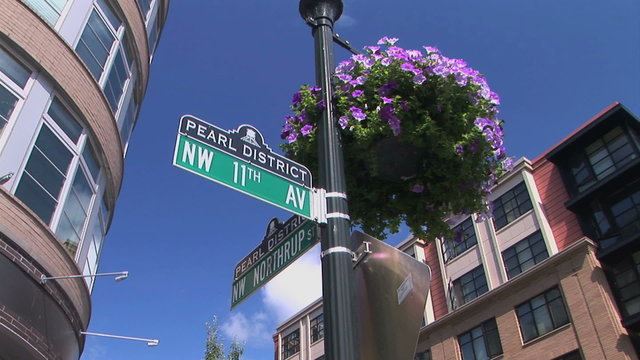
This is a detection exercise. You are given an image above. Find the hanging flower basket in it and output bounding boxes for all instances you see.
[280,37,512,240]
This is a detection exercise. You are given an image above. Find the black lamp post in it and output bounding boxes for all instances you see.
[298,0,359,359]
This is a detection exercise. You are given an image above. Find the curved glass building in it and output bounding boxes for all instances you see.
[0,0,169,358]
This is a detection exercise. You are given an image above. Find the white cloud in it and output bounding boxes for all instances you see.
[337,14,357,28]
[221,311,271,344]
[82,343,108,360]
[261,245,322,323]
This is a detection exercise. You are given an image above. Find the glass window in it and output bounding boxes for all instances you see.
[452,266,488,307]
[119,95,138,148]
[136,0,152,20]
[442,217,477,262]
[457,318,503,360]
[492,182,533,230]
[502,231,549,279]
[75,10,117,80]
[48,97,82,143]
[0,46,30,137]
[415,350,431,360]
[516,287,570,342]
[282,329,300,359]
[16,98,102,260]
[0,46,30,87]
[81,196,108,292]
[0,86,18,135]
[310,314,324,343]
[569,126,638,193]
[55,167,94,256]
[553,350,582,360]
[590,180,640,248]
[82,145,100,182]
[20,0,67,25]
[15,125,72,223]
[104,46,131,111]
[76,1,134,115]
[609,251,640,318]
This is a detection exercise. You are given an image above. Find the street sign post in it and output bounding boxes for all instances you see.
[352,231,432,360]
[173,115,314,219]
[231,217,317,308]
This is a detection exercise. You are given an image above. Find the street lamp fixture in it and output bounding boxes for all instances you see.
[0,172,14,185]
[40,271,129,283]
[80,331,159,346]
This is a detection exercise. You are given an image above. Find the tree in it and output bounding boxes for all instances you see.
[204,316,244,360]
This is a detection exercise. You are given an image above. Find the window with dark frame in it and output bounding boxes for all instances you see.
[589,180,640,249]
[0,45,30,137]
[442,217,477,262]
[568,126,638,194]
[502,231,549,279]
[492,182,533,230]
[553,349,582,360]
[451,265,488,306]
[414,349,431,360]
[310,313,324,343]
[457,318,503,360]
[281,329,300,359]
[609,250,640,318]
[516,286,570,342]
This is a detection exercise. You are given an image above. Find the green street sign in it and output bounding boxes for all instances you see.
[172,116,314,219]
[231,218,317,308]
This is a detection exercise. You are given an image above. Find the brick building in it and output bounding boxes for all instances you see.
[0,1,168,358]
[273,103,640,360]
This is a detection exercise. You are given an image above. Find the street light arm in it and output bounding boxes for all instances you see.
[80,331,159,346]
[41,271,129,283]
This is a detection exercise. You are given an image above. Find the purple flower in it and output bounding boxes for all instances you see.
[407,49,423,59]
[455,144,464,154]
[296,111,308,124]
[381,96,394,104]
[377,80,398,96]
[474,117,493,130]
[352,54,374,68]
[411,184,425,193]
[413,74,426,84]
[338,116,349,129]
[379,105,401,136]
[489,91,501,105]
[377,36,399,46]
[502,157,514,172]
[352,89,364,98]
[287,132,299,143]
[336,60,355,73]
[365,46,381,54]
[350,106,366,121]
[300,124,314,136]
[317,99,326,111]
[401,62,416,72]
[423,46,440,54]
[336,73,352,83]
[292,92,302,106]
[469,139,479,152]
[381,57,393,66]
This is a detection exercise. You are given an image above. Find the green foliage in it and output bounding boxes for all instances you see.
[204,316,244,360]
[280,38,511,241]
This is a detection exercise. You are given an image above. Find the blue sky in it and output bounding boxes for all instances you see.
[81,1,640,359]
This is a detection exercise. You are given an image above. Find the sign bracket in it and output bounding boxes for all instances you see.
[313,188,328,224]
[352,241,372,268]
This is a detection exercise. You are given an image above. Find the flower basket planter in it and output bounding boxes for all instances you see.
[280,37,512,240]
[369,137,425,182]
